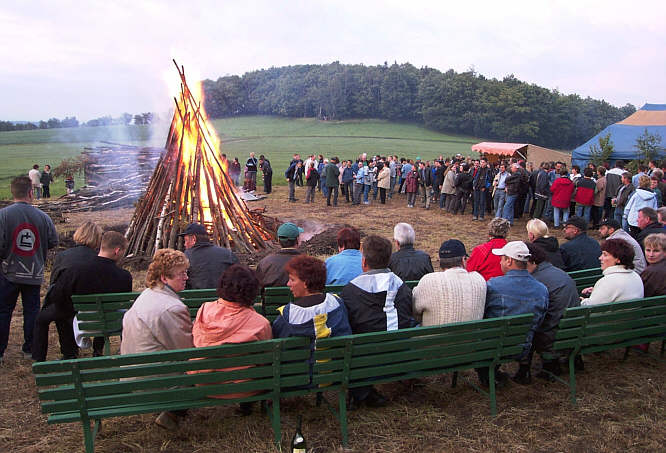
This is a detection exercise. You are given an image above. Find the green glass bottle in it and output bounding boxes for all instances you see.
[291,415,306,453]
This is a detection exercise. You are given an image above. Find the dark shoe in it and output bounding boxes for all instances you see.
[234,402,253,416]
[536,360,561,381]
[574,355,584,372]
[365,389,387,408]
[512,365,532,385]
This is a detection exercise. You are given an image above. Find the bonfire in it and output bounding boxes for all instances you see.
[125,60,275,256]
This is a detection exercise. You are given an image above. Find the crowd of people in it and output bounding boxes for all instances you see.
[1,169,665,431]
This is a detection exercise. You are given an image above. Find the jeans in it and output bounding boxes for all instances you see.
[322,184,329,198]
[32,186,41,200]
[304,186,315,203]
[372,182,378,200]
[0,273,41,357]
[389,177,396,199]
[553,206,569,227]
[533,197,547,220]
[473,189,486,218]
[343,181,353,202]
[407,192,417,206]
[575,204,592,223]
[439,192,447,209]
[494,190,506,217]
[363,184,371,203]
[421,186,431,208]
[288,180,296,201]
[353,182,364,205]
[326,186,339,206]
[502,194,518,225]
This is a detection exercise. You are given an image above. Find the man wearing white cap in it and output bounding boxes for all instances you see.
[477,241,548,387]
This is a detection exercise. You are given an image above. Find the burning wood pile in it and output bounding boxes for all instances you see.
[125,61,275,257]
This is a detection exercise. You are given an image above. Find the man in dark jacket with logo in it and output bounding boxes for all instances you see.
[0,176,58,362]
[560,216,602,272]
[341,234,417,408]
[179,223,239,289]
[388,222,433,282]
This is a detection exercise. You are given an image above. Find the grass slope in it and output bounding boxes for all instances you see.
[0,116,480,199]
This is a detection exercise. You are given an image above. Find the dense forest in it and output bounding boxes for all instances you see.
[202,62,635,150]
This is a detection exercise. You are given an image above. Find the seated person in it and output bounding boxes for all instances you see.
[580,238,644,306]
[178,222,239,289]
[525,243,580,380]
[479,241,548,386]
[342,235,417,408]
[526,218,564,269]
[641,233,666,297]
[325,227,363,285]
[120,249,194,431]
[191,264,271,414]
[413,239,486,326]
[599,219,646,274]
[467,217,510,280]
[256,222,303,287]
[560,216,602,272]
[388,222,433,281]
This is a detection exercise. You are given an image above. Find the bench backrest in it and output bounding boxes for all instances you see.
[311,314,533,389]
[33,336,311,423]
[554,295,666,355]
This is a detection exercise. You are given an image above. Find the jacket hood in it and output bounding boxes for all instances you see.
[635,189,655,200]
[534,236,559,252]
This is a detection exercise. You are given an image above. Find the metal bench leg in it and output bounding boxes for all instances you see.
[451,371,458,388]
[339,390,348,446]
[82,420,95,453]
[489,367,497,416]
[315,391,323,407]
[271,397,281,448]
[568,354,577,405]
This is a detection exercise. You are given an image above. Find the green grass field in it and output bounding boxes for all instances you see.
[0,116,480,199]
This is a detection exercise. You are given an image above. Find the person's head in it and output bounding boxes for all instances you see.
[44,164,51,171]
[559,168,569,177]
[10,175,32,200]
[615,160,625,169]
[621,172,632,185]
[597,166,606,177]
[249,152,255,158]
[583,168,593,178]
[216,264,259,306]
[480,158,487,168]
[492,241,530,273]
[639,164,648,173]
[525,242,548,273]
[649,160,657,169]
[285,255,326,298]
[638,175,651,189]
[32,164,39,170]
[178,223,209,249]
[145,249,189,291]
[99,231,128,261]
[526,218,548,242]
[571,165,580,175]
[499,164,506,173]
[658,206,666,225]
[598,219,621,239]
[643,233,666,265]
[277,222,303,248]
[511,163,520,173]
[337,227,360,251]
[563,217,587,239]
[393,223,415,249]
[599,238,634,270]
[438,239,468,270]
[72,221,103,250]
[651,176,660,189]
[488,217,511,239]
[361,235,392,271]
[637,207,658,230]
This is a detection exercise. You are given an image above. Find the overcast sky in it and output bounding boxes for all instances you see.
[1,0,664,121]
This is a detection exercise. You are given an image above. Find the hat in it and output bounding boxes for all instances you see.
[277,222,303,239]
[599,219,621,230]
[178,223,208,237]
[563,216,588,232]
[438,239,467,259]
[491,241,531,262]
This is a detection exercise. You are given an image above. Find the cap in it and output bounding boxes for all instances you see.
[438,239,467,259]
[277,222,304,239]
[563,216,588,232]
[178,223,208,237]
[599,219,621,230]
[491,241,531,262]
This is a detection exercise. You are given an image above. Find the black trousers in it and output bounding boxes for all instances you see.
[263,173,272,193]
[327,186,339,206]
[33,304,104,361]
[379,187,387,204]
[42,185,51,198]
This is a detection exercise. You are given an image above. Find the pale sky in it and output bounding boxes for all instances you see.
[1,0,664,121]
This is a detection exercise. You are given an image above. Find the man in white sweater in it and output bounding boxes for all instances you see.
[412,239,486,326]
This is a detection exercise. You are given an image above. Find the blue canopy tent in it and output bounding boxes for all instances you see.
[571,103,666,167]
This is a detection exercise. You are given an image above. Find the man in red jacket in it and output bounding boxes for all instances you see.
[574,168,596,226]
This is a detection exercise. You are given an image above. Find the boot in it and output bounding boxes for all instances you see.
[512,364,532,385]
[536,360,561,381]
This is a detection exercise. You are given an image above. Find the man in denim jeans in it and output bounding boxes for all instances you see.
[476,241,548,387]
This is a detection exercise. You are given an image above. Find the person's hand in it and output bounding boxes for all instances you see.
[581,287,593,296]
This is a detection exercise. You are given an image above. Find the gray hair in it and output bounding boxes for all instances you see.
[394,223,415,246]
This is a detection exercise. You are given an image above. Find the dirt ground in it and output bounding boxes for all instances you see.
[1,186,664,453]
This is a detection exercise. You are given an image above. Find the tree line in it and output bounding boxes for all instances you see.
[0,112,159,132]
[202,62,636,150]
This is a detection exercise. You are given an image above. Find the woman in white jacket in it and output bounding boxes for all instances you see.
[623,175,658,236]
[581,238,644,306]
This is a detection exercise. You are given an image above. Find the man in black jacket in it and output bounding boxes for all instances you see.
[388,222,433,281]
[636,207,663,249]
[341,234,416,408]
[418,161,433,209]
[472,158,490,220]
[32,231,132,361]
[180,223,239,289]
[560,217,602,272]
[259,155,272,194]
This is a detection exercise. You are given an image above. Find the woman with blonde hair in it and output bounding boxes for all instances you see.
[526,218,564,269]
[121,249,194,429]
[641,233,666,297]
[50,221,103,283]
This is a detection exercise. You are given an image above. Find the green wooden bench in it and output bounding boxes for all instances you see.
[311,313,534,445]
[552,295,666,403]
[33,337,311,453]
[567,267,603,294]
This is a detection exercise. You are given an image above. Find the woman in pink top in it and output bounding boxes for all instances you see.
[190,264,271,414]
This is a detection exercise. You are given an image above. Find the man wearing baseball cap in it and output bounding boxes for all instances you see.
[599,219,646,273]
[256,222,303,287]
[559,216,602,272]
[413,239,486,327]
[178,223,239,289]
[477,241,548,387]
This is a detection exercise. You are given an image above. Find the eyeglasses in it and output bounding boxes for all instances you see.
[172,271,188,278]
